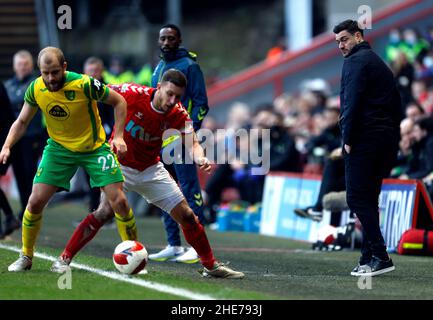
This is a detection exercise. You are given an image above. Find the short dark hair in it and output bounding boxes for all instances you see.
[333,19,364,37]
[161,68,187,88]
[161,24,181,38]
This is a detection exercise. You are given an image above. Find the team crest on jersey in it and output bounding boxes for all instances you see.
[64,90,75,101]
[47,102,70,121]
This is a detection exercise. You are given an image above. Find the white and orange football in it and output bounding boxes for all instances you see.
[113,240,148,275]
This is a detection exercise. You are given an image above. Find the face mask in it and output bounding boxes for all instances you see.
[424,57,433,68]
[390,33,400,44]
[405,35,417,45]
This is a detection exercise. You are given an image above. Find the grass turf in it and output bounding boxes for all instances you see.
[1,201,433,299]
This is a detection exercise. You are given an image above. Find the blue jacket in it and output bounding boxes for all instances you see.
[152,47,209,132]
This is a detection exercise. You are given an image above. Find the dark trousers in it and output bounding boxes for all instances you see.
[161,160,205,247]
[344,139,398,262]
[0,188,14,234]
[11,135,45,219]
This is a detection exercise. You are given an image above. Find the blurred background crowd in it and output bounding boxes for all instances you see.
[2,0,433,233]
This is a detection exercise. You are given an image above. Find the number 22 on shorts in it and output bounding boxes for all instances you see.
[98,154,117,171]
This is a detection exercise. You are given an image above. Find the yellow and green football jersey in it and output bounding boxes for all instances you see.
[24,71,109,152]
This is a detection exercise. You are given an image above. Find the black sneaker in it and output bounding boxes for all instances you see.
[350,263,368,276]
[4,216,21,236]
[352,256,395,277]
[294,207,310,218]
[294,207,323,221]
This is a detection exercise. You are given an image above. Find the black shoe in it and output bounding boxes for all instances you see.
[350,263,368,276]
[294,207,309,218]
[294,207,323,221]
[350,254,371,276]
[4,216,21,236]
[352,256,395,277]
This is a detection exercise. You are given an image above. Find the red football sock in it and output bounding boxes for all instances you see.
[61,213,102,260]
[181,217,216,269]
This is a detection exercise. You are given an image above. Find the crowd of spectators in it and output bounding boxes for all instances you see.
[202,26,433,223]
[3,27,433,227]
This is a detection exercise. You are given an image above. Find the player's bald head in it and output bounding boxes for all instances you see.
[37,46,65,68]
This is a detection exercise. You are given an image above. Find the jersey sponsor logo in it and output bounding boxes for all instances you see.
[64,90,75,101]
[47,102,70,121]
[125,119,159,142]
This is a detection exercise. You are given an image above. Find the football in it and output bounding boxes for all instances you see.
[112,240,148,275]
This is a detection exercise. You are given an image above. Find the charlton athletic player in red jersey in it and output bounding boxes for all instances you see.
[50,69,244,279]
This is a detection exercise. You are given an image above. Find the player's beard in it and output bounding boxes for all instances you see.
[44,75,66,92]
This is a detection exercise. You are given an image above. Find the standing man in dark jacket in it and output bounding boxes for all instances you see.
[4,50,45,221]
[149,24,209,263]
[334,20,404,276]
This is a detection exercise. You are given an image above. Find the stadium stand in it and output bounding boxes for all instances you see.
[0,0,39,81]
[206,0,433,122]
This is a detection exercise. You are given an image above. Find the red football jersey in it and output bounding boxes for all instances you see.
[108,83,192,171]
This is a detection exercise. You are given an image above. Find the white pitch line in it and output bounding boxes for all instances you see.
[0,243,216,300]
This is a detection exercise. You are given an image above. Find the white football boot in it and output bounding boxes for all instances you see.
[8,254,32,272]
[174,247,200,264]
[50,256,71,273]
[148,245,185,261]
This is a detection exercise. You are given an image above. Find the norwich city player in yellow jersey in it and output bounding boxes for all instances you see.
[0,47,138,271]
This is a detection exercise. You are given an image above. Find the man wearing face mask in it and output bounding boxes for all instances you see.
[150,24,209,264]
[385,29,403,63]
[400,28,430,64]
[334,20,404,277]
[416,54,433,82]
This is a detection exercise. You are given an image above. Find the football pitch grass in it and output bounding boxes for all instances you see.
[1,201,433,300]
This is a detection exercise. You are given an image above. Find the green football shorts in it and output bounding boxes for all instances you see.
[34,139,124,191]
